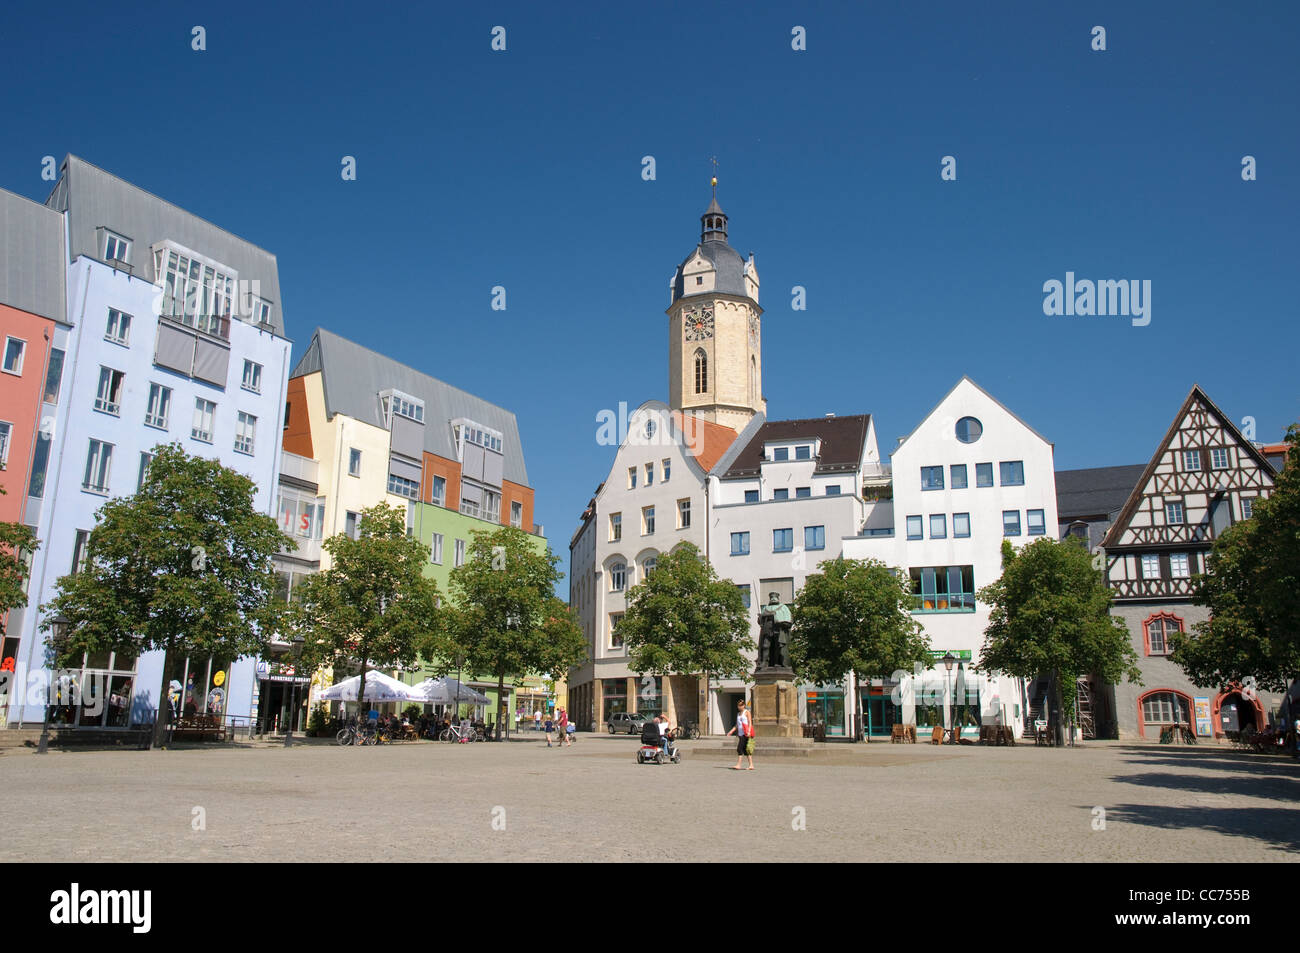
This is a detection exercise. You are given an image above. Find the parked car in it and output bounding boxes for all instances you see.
[607,712,650,735]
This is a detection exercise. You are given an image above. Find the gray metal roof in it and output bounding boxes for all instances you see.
[671,239,749,302]
[1055,464,1146,520]
[293,327,531,486]
[0,188,66,322]
[44,155,285,336]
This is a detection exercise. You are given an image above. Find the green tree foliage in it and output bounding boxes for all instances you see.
[1171,424,1300,693]
[0,485,39,636]
[442,527,585,738]
[41,444,285,745]
[790,557,931,737]
[979,537,1139,744]
[619,542,753,682]
[292,503,441,712]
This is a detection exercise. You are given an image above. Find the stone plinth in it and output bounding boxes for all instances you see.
[752,668,801,739]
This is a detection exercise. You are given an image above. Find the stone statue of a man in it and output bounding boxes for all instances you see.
[757,592,793,671]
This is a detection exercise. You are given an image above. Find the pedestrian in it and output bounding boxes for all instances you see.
[558,707,571,747]
[544,714,554,747]
[515,709,522,734]
[726,699,754,770]
[533,709,542,732]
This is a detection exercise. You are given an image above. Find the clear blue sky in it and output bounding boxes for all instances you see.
[4,1,1297,585]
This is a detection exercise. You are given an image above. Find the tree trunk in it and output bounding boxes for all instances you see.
[153,641,175,749]
[357,655,367,726]
[854,671,865,743]
[495,672,506,741]
[1051,669,1065,747]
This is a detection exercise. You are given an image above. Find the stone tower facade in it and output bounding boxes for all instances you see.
[667,195,765,432]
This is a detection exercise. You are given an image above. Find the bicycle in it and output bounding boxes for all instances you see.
[439,724,478,743]
[336,724,377,746]
[675,721,701,741]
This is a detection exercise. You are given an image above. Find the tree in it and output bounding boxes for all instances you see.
[41,443,286,747]
[0,485,39,637]
[292,503,441,716]
[789,556,931,740]
[618,543,753,729]
[1171,424,1300,692]
[443,527,585,738]
[979,537,1140,746]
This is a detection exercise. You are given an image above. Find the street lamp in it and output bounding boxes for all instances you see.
[283,634,304,748]
[940,652,957,744]
[37,615,69,755]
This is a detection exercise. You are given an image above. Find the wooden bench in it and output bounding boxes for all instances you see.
[172,715,227,742]
[930,725,944,745]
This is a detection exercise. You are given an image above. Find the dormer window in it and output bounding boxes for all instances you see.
[451,417,503,457]
[381,389,425,427]
[153,242,236,340]
[103,230,131,265]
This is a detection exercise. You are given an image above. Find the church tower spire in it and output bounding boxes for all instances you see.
[667,177,764,431]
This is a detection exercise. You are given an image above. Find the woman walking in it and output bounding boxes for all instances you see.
[726,699,754,770]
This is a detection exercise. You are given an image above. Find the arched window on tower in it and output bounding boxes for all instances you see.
[694,348,708,394]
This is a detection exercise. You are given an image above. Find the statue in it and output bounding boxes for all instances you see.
[756,592,793,671]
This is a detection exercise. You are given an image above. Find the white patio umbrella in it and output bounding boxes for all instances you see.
[317,671,423,703]
[408,677,490,707]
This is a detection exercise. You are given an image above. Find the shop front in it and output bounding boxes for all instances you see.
[254,660,311,735]
[802,685,847,737]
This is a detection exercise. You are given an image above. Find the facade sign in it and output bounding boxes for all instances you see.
[1194,696,1212,736]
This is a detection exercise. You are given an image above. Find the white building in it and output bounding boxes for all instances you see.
[7,156,291,729]
[842,377,1058,741]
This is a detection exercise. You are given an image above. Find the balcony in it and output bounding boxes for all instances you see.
[280,451,319,489]
[911,593,976,613]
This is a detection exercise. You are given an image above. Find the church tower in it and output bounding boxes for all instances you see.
[667,186,764,431]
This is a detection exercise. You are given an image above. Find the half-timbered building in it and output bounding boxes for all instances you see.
[1099,385,1279,740]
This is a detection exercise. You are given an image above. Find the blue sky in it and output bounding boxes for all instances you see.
[4,1,1297,583]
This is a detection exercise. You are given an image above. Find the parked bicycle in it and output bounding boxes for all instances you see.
[674,720,701,741]
[440,723,478,743]
[336,724,377,746]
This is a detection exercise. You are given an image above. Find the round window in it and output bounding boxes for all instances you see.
[955,417,983,444]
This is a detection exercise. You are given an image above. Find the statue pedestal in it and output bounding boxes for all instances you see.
[752,668,801,739]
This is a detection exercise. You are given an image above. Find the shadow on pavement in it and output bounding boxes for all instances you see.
[1108,770,1299,804]
[1105,803,1300,853]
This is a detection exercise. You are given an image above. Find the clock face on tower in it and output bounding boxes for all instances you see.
[684,306,714,341]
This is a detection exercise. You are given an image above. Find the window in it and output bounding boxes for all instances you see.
[103,231,130,264]
[0,421,9,468]
[804,525,825,550]
[662,458,671,482]
[975,463,993,487]
[906,515,923,540]
[155,245,233,338]
[2,338,25,375]
[1027,509,1046,536]
[1242,497,1254,520]
[609,613,625,649]
[610,562,626,591]
[345,511,359,540]
[642,505,655,535]
[1183,449,1201,472]
[1141,554,1161,579]
[1144,615,1183,656]
[645,462,654,486]
[234,412,256,455]
[43,348,64,403]
[430,533,443,564]
[144,383,171,429]
[105,308,131,345]
[773,528,793,552]
[511,500,523,528]
[388,474,418,499]
[71,530,91,574]
[694,348,708,393]
[773,488,789,501]
[1165,501,1185,525]
[731,532,750,556]
[382,391,426,425]
[953,512,971,538]
[454,539,466,567]
[137,452,154,491]
[628,467,637,489]
[825,485,841,496]
[677,498,691,529]
[950,465,967,489]
[1170,553,1190,578]
[744,490,759,503]
[1141,691,1190,726]
[249,296,273,328]
[83,439,113,494]
[242,360,263,394]
[192,398,215,443]
[795,445,811,461]
[283,401,291,430]
[999,461,1025,486]
[1211,448,1229,470]
[93,367,125,416]
[921,466,944,491]
[431,475,446,506]
[610,512,622,542]
[795,487,811,499]
[643,556,657,577]
[1002,510,1021,537]
[910,565,976,612]
[929,514,947,539]
[737,585,751,609]
[348,448,361,477]
[955,417,983,443]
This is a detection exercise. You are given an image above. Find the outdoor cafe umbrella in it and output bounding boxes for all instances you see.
[408,677,490,707]
[317,671,423,703]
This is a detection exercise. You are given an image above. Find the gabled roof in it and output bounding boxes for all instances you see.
[1101,384,1278,549]
[722,415,871,478]
[292,327,530,486]
[1055,465,1147,521]
[896,376,1051,452]
[675,411,740,474]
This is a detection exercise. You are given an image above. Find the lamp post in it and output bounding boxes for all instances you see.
[283,634,304,748]
[36,615,68,755]
[941,652,957,744]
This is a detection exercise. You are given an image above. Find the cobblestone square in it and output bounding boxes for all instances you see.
[2,735,1296,863]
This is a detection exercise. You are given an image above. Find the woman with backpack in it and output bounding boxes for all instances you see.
[727,699,754,770]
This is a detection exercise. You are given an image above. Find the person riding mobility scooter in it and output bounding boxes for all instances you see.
[636,715,680,764]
